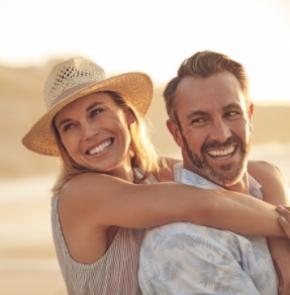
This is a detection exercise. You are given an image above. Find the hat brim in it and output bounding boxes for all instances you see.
[22,72,153,156]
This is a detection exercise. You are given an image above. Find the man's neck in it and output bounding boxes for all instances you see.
[181,164,250,194]
[225,173,249,194]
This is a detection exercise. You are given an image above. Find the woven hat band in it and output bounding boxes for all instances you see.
[44,57,105,109]
[22,56,153,156]
[48,81,98,110]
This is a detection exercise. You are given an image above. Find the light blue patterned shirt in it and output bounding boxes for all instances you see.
[139,166,278,295]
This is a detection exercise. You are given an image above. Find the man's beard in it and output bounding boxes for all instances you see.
[182,132,250,187]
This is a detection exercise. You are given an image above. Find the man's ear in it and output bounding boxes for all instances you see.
[247,102,254,131]
[166,119,184,148]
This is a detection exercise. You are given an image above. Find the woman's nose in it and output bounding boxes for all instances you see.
[81,121,99,141]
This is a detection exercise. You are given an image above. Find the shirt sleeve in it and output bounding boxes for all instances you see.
[138,223,261,295]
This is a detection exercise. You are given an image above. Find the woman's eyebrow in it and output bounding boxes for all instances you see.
[86,102,102,113]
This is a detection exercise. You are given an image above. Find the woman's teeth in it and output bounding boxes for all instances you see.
[88,139,113,155]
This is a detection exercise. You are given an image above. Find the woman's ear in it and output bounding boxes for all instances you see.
[125,107,136,125]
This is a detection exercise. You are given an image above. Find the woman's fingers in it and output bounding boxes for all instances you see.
[278,216,290,238]
[277,206,290,220]
[277,206,290,238]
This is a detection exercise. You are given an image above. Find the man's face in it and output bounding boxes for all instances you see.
[167,71,253,187]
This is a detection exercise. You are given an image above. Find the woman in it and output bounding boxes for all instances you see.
[22,57,289,294]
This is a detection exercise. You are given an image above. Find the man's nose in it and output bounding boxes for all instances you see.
[210,119,231,142]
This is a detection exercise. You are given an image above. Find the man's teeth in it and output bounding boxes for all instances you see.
[88,139,112,155]
[207,146,235,157]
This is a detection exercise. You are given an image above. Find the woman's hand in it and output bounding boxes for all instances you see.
[277,206,290,238]
[274,206,290,295]
[249,161,290,294]
[265,206,290,295]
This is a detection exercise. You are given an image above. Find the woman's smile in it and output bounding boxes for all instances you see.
[86,137,114,156]
[55,92,134,176]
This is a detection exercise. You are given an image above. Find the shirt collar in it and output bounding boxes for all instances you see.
[174,163,262,195]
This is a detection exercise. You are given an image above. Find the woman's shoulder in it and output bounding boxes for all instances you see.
[62,172,124,194]
[58,173,127,212]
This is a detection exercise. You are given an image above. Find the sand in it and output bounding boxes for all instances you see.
[0,61,289,294]
[1,258,66,295]
[0,176,66,294]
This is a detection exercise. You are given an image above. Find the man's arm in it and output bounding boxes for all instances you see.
[139,223,261,295]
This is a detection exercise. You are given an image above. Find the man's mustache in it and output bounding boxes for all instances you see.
[201,134,241,152]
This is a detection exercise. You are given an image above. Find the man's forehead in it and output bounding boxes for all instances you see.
[173,72,246,115]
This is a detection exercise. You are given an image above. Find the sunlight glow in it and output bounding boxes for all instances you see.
[0,0,289,103]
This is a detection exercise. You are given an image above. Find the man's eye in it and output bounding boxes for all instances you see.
[191,118,207,126]
[225,111,240,119]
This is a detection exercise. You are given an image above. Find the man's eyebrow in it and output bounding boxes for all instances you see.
[187,110,208,120]
[223,103,242,111]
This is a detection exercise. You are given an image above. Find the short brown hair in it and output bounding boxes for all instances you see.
[164,51,249,118]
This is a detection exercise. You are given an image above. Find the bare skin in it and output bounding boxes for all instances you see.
[161,158,290,294]
[165,70,289,294]
[249,161,290,295]
[277,206,290,238]
[54,92,289,266]
[58,170,286,264]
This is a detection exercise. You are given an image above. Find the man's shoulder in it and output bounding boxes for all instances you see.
[142,222,251,253]
[145,222,202,239]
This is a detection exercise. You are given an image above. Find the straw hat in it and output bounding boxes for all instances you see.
[22,57,153,156]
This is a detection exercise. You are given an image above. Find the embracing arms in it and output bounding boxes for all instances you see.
[59,172,285,237]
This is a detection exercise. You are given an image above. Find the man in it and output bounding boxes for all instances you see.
[138,51,284,294]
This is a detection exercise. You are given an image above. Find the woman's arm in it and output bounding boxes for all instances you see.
[249,160,290,295]
[58,172,285,237]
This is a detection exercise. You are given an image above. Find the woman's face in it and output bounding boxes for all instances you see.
[54,92,135,177]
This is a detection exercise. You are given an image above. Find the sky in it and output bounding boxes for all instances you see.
[0,0,290,103]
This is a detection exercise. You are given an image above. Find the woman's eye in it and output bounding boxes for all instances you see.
[62,123,75,132]
[90,107,104,118]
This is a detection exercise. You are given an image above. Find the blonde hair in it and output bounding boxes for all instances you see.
[164,50,249,119]
[52,91,160,193]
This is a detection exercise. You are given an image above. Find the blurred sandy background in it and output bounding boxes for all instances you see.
[0,60,289,294]
[1,0,290,291]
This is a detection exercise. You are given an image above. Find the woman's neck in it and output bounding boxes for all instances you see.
[107,158,135,183]
[113,166,134,182]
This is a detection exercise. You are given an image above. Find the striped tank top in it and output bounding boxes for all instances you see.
[51,196,145,295]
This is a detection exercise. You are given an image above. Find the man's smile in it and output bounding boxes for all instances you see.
[206,145,237,160]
